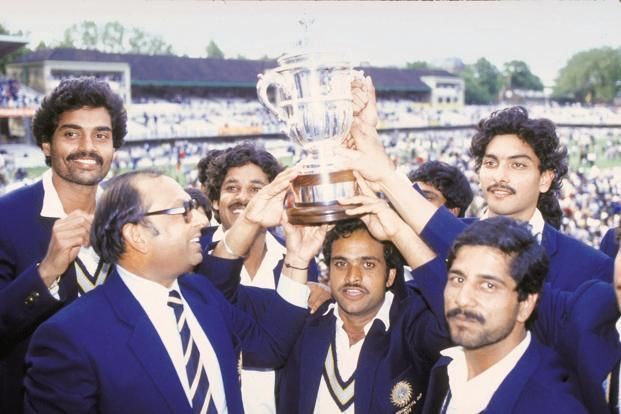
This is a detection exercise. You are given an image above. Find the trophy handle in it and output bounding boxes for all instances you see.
[257,71,288,124]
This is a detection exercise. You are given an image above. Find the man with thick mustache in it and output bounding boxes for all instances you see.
[0,78,127,413]
[423,217,587,413]
[339,85,612,291]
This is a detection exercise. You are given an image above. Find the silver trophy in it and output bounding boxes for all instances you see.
[257,52,362,224]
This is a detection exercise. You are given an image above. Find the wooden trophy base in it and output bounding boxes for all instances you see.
[287,203,355,225]
[287,169,361,225]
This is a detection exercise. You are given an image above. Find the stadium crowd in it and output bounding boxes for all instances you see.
[1,76,619,414]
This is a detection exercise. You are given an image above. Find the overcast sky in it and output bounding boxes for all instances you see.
[3,0,621,85]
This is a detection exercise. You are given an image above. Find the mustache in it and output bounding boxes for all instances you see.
[486,184,516,194]
[67,151,104,165]
[446,308,486,324]
[229,202,247,210]
[340,283,368,293]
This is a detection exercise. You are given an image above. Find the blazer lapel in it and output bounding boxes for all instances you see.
[300,314,334,414]
[104,271,192,414]
[422,357,451,414]
[541,224,559,259]
[484,339,539,412]
[354,320,390,413]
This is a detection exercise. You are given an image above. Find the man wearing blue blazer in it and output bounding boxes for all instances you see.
[422,217,587,413]
[0,78,128,414]
[198,143,324,414]
[271,183,451,414]
[24,170,308,413]
[339,92,612,291]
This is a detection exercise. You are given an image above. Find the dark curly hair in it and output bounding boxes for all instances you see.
[322,219,403,277]
[447,216,549,326]
[470,106,568,203]
[196,149,224,188]
[91,170,162,264]
[33,77,127,166]
[408,160,474,217]
[204,143,282,221]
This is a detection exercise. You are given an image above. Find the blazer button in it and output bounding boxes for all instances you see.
[24,291,40,306]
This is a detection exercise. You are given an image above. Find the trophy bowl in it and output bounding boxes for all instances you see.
[257,52,361,224]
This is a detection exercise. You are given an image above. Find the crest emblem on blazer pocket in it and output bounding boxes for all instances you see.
[391,380,413,408]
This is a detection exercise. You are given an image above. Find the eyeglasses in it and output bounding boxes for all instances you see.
[144,199,199,223]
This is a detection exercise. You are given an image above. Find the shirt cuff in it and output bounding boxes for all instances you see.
[616,316,621,339]
[276,274,310,309]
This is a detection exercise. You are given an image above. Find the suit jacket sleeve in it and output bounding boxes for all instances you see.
[405,257,452,360]
[419,206,468,259]
[23,318,97,414]
[532,281,619,348]
[213,283,307,369]
[0,259,62,350]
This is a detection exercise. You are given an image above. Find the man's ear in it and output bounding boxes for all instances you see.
[448,206,461,217]
[517,293,538,324]
[42,142,51,157]
[538,169,555,194]
[212,200,219,212]
[385,268,397,289]
[122,223,149,255]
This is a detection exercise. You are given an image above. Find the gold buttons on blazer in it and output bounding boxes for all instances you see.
[24,291,40,306]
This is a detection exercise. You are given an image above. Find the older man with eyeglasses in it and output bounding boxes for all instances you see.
[23,169,315,414]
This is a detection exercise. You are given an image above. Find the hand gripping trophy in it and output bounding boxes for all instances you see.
[257,53,362,224]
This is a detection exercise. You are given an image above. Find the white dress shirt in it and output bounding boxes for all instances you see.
[314,291,395,414]
[441,332,531,414]
[40,169,104,299]
[481,208,545,244]
[117,265,229,413]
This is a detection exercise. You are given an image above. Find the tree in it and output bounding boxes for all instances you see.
[406,61,430,70]
[460,58,503,105]
[57,21,175,55]
[553,47,621,104]
[206,40,224,59]
[0,24,31,74]
[503,60,543,91]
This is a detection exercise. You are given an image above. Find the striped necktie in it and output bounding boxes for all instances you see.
[167,290,217,414]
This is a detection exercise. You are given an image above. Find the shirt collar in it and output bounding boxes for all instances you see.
[324,290,394,333]
[441,332,531,413]
[480,208,545,244]
[116,264,181,307]
[40,169,104,218]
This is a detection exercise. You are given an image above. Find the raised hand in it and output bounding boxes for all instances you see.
[241,166,301,228]
[38,211,93,287]
[281,211,331,268]
[339,177,403,242]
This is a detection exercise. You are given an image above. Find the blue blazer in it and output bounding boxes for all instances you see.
[422,337,587,413]
[24,269,306,413]
[276,258,451,414]
[600,227,619,258]
[0,180,243,413]
[532,280,621,414]
[420,207,613,291]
